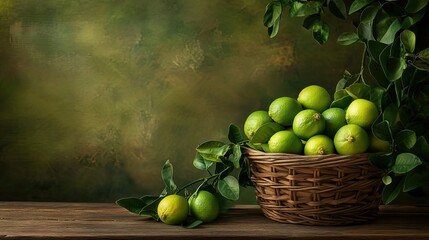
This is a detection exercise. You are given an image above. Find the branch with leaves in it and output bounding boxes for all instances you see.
[116,124,251,228]
[264,0,429,204]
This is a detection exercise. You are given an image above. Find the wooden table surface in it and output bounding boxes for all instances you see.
[0,202,428,239]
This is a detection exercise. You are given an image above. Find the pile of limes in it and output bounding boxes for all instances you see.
[244,85,390,155]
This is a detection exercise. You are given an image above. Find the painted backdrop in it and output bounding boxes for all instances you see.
[0,0,362,202]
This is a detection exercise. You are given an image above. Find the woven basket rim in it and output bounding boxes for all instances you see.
[241,146,374,168]
[241,146,368,158]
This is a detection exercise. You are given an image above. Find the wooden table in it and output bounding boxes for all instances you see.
[0,202,428,239]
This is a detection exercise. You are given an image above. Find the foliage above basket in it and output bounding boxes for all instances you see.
[263,0,429,204]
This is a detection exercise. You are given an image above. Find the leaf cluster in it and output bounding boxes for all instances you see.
[264,0,429,204]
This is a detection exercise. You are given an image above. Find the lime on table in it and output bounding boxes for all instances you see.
[157,194,189,225]
[188,190,220,223]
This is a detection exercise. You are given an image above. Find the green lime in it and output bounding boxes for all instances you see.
[322,107,347,138]
[243,110,272,139]
[188,190,220,223]
[268,130,303,154]
[297,85,331,112]
[292,109,325,140]
[345,99,379,129]
[304,135,334,155]
[157,194,189,225]
[334,124,369,155]
[268,97,302,126]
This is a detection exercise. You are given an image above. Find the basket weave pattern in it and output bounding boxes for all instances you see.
[243,147,382,225]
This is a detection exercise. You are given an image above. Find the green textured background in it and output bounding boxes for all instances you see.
[0,0,364,203]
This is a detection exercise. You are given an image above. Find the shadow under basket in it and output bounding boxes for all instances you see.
[242,146,383,226]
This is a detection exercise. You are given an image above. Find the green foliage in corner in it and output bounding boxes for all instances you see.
[263,0,429,204]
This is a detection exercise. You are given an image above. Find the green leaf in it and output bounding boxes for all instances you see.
[228,124,244,144]
[392,153,422,174]
[373,13,402,44]
[264,1,283,27]
[400,30,416,53]
[246,142,264,151]
[411,59,429,71]
[402,8,426,28]
[139,210,159,220]
[337,32,359,45]
[193,153,214,170]
[261,143,270,152]
[360,4,380,23]
[141,195,161,205]
[184,219,204,229]
[405,0,429,14]
[370,86,387,111]
[302,14,320,30]
[411,136,429,161]
[349,0,373,15]
[330,94,353,108]
[268,20,281,38]
[217,175,240,201]
[372,119,392,141]
[334,89,349,99]
[369,152,394,169]
[229,144,241,169]
[264,1,283,38]
[345,82,371,99]
[394,130,416,150]
[390,36,402,58]
[369,60,388,88]
[379,45,404,81]
[215,162,232,178]
[367,40,388,64]
[289,1,321,17]
[251,122,284,144]
[312,20,330,44]
[239,157,253,187]
[116,197,146,215]
[382,104,398,127]
[403,167,429,192]
[196,141,230,162]
[336,71,352,91]
[162,160,177,194]
[418,47,429,64]
[382,176,403,204]
[357,21,374,42]
[328,0,347,19]
[139,196,162,219]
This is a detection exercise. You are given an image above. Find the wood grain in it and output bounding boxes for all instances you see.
[0,202,428,239]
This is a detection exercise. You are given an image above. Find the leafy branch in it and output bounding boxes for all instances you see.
[263,0,429,204]
[116,124,252,228]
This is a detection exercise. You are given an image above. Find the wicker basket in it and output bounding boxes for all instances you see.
[242,146,382,225]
